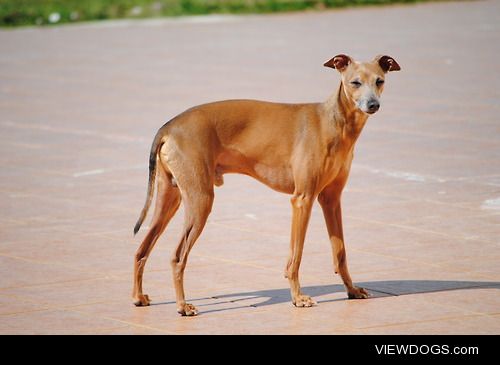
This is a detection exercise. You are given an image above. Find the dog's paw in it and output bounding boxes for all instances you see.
[133,294,151,306]
[178,303,198,316]
[347,286,369,299]
[293,295,317,308]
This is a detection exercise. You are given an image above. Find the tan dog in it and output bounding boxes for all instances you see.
[133,54,401,316]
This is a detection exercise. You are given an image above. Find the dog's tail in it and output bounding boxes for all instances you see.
[133,129,165,235]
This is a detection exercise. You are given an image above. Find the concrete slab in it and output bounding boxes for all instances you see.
[0,0,499,334]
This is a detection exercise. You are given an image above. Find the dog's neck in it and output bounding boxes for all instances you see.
[323,81,369,147]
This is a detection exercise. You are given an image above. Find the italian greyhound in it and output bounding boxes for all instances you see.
[133,54,401,316]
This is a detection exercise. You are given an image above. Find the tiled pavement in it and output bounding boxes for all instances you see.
[0,0,499,334]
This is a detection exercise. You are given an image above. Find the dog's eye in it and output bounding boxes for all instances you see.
[376,79,385,86]
[350,80,362,88]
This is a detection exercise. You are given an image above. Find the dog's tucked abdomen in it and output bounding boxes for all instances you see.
[159,99,320,194]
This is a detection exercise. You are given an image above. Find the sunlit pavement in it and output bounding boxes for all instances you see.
[0,0,499,334]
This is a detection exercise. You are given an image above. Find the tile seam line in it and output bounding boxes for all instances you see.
[2,249,495,293]
[357,312,497,331]
[0,298,124,317]
[345,215,496,244]
[353,163,500,186]
[60,307,175,334]
[366,125,500,145]
[2,291,170,331]
[372,286,498,315]
[188,253,331,283]
[1,247,497,293]
[0,252,113,273]
[347,248,447,269]
[0,275,128,292]
[0,291,162,315]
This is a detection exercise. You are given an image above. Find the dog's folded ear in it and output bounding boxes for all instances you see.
[375,55,401,73]
[324,54,352,71]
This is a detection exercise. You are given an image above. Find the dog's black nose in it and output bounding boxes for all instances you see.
[367,100,380,113]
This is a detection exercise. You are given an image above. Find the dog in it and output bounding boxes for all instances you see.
[133,54,400,316]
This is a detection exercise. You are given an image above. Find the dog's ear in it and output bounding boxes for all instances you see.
[375,55,401,73]
[324,54,352,72]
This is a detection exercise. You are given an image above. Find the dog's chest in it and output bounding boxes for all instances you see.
[321,144,353,187]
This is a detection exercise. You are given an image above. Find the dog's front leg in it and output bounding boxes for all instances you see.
[318,186,369,299]
[285,192,317,307]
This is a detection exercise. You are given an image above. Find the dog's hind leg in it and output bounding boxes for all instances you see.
[133,164,181,306]
[170,170,214,316]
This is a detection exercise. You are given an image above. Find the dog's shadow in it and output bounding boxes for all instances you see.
[153,280,500,314]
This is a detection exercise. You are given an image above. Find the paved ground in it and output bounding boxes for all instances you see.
[0,0,499,335]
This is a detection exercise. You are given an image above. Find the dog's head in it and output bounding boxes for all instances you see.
[324,54,400,115]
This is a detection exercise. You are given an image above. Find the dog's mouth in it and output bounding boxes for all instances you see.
[357,107,379,115]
